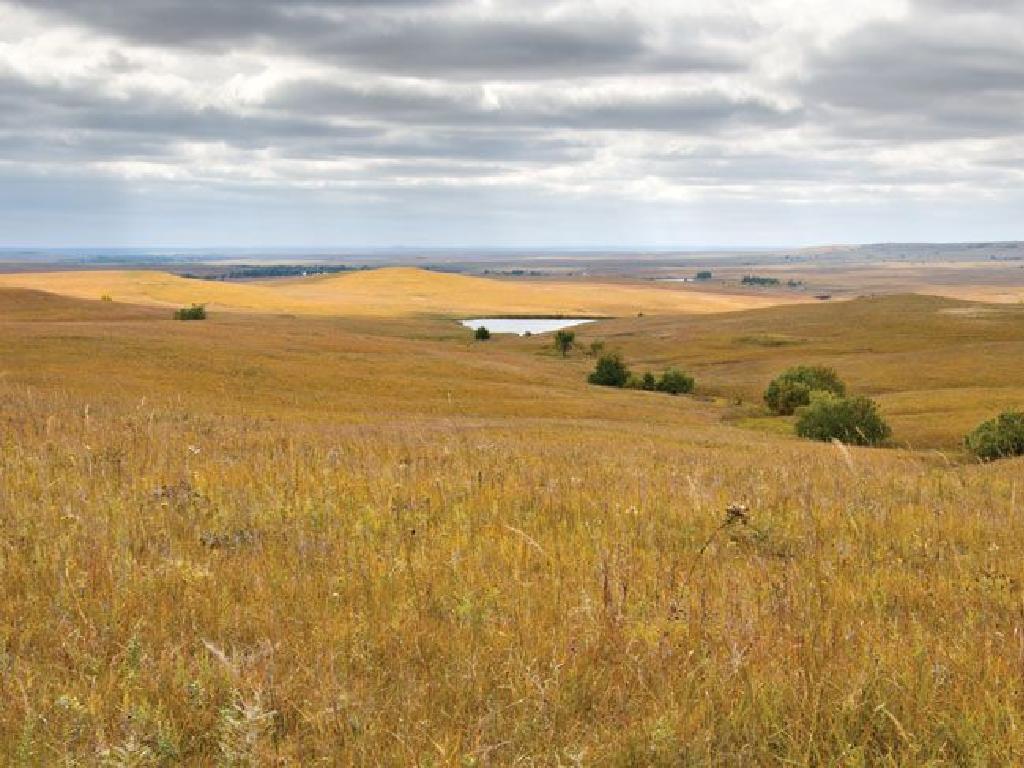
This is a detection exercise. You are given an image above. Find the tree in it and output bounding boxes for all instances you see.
[765,365,845,415]
[695,271,712,280]
[965,411,1024,460]
[587,353,630,388]
[795,392,890,446]
[554,329,575,357]
[656,368,695,395]
[474,326,491,340]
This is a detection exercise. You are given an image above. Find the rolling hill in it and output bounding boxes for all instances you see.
[0,266,806,317]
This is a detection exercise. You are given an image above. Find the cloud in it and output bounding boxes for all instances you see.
[265,77,795,133]
[803,3,1024,139]
[23,0,449,46]
[26,0,744,78]
[0,0,1022,246]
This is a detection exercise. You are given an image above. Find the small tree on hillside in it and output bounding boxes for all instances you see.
[554,329,575,357]
[474,326,491,340]
[795,392,890,446]
[765,365,845,415]
[965,411,1024,460]
[588,353,630,388]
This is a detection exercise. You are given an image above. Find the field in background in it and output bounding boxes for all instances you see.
[683,259,1024,305]
[3,282,1024,763]
[0,267,801,318]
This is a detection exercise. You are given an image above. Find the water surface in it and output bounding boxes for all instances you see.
[460,317,595,335]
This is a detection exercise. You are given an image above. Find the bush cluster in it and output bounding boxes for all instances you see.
[474,326,491,340]
[587,353,630,387]
[765,365,845,415]
[762,366,890,446]
[965,411,1024,460]
[652,368,694,395]
[794,392,891,446]
[588,354,695,396]
[173,304,207,320]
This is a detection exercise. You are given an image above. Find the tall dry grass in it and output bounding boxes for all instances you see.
[3,288,1024,764]
[3,380,1024,764]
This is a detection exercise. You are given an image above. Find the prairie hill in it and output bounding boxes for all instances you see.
[0,266,805,317]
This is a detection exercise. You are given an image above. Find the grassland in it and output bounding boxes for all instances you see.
[565,294,1024,450]
[668,258,1024,305]
[3,283,1024,764]
[0,267,802,318]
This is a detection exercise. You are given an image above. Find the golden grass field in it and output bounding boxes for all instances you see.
[0,267,802,318]
[3,274,1024,764]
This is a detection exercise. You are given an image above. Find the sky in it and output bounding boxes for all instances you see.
[0,0,1022,249]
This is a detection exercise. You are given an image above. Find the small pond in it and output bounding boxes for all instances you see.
[460,317,596,336]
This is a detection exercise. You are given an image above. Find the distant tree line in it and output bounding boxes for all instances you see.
[180,265,355,280]
[481,269,546,277]
[741,275,781,286]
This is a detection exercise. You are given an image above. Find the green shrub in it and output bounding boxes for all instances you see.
[588,353,630,388]
[765,365,845,415]
[474,326,491,340]
[173,304,207,320]
[656,368,694,395]
[767,380,811,415]
[965,411,1024,460]
[625,371,657,391]
[795,392,890,446]
[695,271,712,280]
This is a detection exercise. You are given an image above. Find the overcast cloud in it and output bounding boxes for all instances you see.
[0,0,1021,247]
